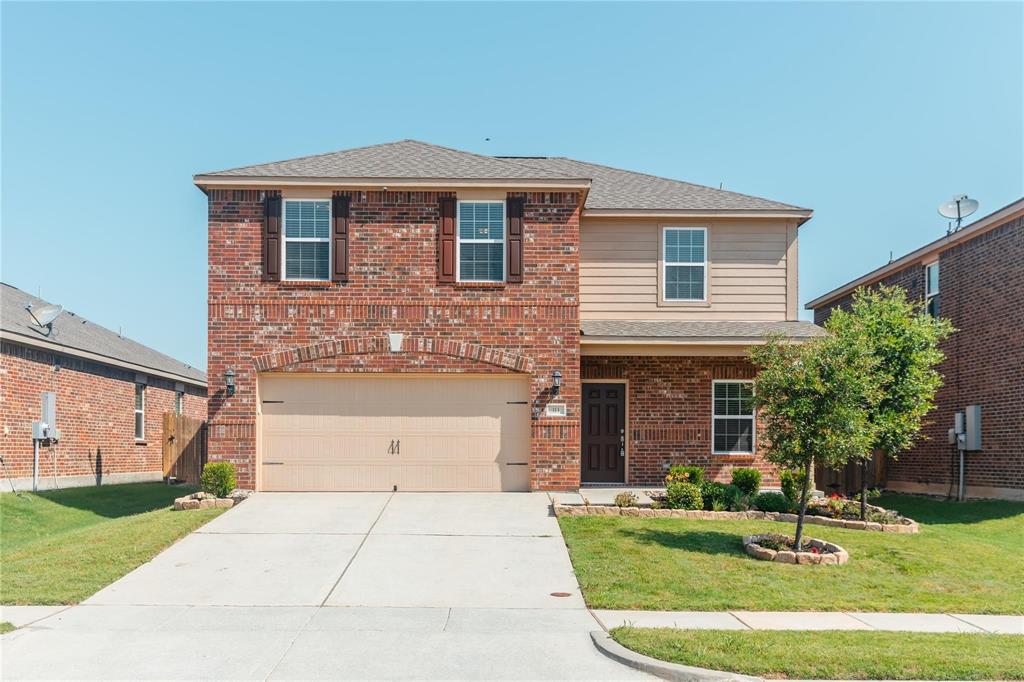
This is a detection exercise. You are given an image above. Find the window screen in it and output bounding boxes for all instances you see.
[283,200,331,280]
[458,202,504,282]
[713,381,755,453]
[664,228,706,300]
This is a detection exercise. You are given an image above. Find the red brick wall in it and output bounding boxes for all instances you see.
[207,189,581,490]
[582,355,778,487]
[0,341,207,480]
[813,215,1023,498]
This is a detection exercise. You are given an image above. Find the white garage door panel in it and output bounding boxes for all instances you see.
[259,374,531,492]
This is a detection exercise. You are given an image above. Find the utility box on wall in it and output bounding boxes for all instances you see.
[965,405,982,451]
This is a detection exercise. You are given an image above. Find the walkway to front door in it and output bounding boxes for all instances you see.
[1,493,647,680]
[582,382,626,484]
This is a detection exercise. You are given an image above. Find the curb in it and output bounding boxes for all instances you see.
[589,631,763,682]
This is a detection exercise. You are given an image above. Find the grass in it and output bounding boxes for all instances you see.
[559,494,1024,613]
[0,622,15,634]
[610,628,1024,680]
[1,483,224,604]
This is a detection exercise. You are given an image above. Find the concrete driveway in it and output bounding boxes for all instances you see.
[1,493,646,680]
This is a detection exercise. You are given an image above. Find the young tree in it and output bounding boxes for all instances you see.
[826,286,954,518]
[750,333,881,548]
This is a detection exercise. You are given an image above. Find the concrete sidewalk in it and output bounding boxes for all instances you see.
[595,609,1024,634]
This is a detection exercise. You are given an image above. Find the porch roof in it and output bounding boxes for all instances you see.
[580,319,824,344]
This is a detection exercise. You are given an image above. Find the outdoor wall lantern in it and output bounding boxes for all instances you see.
[225,368,236,397]
[551,370,562,396]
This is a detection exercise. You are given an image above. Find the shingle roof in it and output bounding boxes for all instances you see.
[505,156,806,212]
[196,139,808,213]
[1,283,206,385]
[580,319,824,341]
[199,140,584,181]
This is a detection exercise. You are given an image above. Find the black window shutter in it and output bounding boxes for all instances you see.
[438,197,456,283]
[506,196,524,283]
[332,194,350,283]
[262,193,281,281]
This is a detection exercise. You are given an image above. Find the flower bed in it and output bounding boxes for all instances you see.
[173,489,251,511]
[743,533,849,564]
[552,503,919,533]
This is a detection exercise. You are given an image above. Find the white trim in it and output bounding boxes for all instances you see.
[195,176,591,190]
[456,200,506,283]
[281,198,332,282]
[662,226,708,302]
[134,383,146,441]
[711,379,755,456]
[584,208,813,222]
[925,260,940,317]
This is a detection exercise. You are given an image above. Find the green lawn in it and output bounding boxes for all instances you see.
[0,621,15,635]
[611,628,1024,680]
[1,483,224,604]
[559,494,1024,613]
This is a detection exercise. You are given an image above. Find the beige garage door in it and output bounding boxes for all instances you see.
[258,374,531,492]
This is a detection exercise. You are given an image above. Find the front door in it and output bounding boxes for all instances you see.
[581,383,625,483]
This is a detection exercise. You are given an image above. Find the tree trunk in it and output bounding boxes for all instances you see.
[860,457,868,521]
[794,458,813,550]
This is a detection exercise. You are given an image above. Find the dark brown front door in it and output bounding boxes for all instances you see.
[581,383,625,483]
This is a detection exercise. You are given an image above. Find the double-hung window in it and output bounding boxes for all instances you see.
[925,261,940,317]
[175,390,184,415]
[134,384,145,441]
[712,381,755,454]
[663,227,707,301]
[457,201,505,282]
[283,199,331,281]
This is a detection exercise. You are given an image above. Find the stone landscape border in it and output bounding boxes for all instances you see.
[742,533,849,565]
[553,504,919,533]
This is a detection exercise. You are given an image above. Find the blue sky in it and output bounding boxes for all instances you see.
[2,2,1020,371]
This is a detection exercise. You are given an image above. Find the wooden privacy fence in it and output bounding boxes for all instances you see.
[162,413,208,484]
[815,450,887,496]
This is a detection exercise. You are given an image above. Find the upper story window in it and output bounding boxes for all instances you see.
[458,201,505,282]
[712,380,755,454]
[925,261,940,317]
[175,389,184,415]
[283,199,331,281]
[663,227,706,301]
[134,384,145,440]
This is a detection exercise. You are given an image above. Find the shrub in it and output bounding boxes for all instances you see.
[614,491,639,508]
[200,461,236,498]
[730,493,755,512]
[665,481,703,510]
[754,492,794,513]
[779,468,807,503]
[666,465,704,486]
[700,481,742,511]
[731,467,762,496]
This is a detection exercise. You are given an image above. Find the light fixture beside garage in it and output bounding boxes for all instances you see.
[224,368,236,397]
[551,370,562,396]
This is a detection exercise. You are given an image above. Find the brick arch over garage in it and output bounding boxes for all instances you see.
[253,335,535,373]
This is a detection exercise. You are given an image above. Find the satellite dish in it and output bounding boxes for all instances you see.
[938,194,979,229]
[25,303,63,330]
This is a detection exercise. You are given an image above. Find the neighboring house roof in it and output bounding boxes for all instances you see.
[580,319,824,342]
[502,156,806,213]
[806,197,1024,310]
[194,139,809,217]
[1,283,206,387]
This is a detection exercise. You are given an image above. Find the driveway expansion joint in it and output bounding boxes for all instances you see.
[319,491,394,607]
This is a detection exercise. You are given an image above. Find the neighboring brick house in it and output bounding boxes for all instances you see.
[808,198,1024,501]
[196,140,820,492]
[0,283,207,490]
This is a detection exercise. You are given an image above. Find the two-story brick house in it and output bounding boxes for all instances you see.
[809,198,1023,501]
[196,140,820,492]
